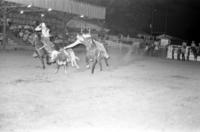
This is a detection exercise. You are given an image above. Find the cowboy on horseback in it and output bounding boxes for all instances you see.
[64,30,110,72]
[65,32,109,59]
[35,22,54,55]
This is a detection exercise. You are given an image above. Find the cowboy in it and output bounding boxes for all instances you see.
[35,22,54,54]
[64,32,109,69]
[190,41,198,61]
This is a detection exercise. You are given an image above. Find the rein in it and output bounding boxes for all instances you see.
[38,45,45,50]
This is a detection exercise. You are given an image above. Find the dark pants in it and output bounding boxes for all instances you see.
[181,53,185,61]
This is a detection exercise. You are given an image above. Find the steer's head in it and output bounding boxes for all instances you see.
[50,50,60,63]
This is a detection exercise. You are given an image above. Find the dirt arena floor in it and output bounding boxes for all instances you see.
[0,45,200,132]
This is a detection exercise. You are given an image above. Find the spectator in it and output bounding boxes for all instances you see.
[181,42,187,61]
[197,43,200,55]
[177,47,181,60]
[190,41,197,61]
[153,41,159,56]
[191,41,196,48]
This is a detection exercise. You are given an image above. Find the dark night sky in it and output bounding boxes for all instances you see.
[155,0,200,41]
[79,0,200,41]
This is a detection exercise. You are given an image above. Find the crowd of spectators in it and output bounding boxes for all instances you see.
[7,23,108,51]
[171,41,200,61]
[8,23,78,48]
[129,36,168,58]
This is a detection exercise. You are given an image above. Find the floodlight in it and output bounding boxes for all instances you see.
[48,8,52,12]
[20,10,24,14]
[80,15,84,18]
[27,4,32,8]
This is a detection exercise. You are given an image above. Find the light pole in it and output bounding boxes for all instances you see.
[150,9,157,35]
[80,14,84,33]
[164,7,168,34]
[2,2,7,49]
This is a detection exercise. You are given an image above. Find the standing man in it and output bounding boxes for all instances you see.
[191,41,197,61]
[197,43,200,56]
[181,42,187,61]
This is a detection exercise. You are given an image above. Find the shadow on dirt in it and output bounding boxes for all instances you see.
[170,75,190,80]
[11,78,52,84]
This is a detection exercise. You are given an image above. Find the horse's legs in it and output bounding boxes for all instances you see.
[40,57,45,69]
[64,64,67,74]
[55,63,60,73]
[85,56,90,69]
[104,57,109,67]
[74,59,80,69]
[91,59,97,74]
[46,55,52,65]
[35,49,45,69]
[71,60,75,67]
[75,57,80,69]
[98,59,103,71]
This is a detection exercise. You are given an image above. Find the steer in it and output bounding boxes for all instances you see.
[50,48,79,73]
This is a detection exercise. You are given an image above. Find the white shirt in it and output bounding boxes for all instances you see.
[41,28,50,38]
[35,23,51,38]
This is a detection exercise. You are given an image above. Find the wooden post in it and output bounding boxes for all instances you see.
[2,5,7,49]
[119,35,122,54]
[120,41,122,54]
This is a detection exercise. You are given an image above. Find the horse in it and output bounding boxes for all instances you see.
[85,39,109,74]
[64,33,110,74]
[30,32,52,69]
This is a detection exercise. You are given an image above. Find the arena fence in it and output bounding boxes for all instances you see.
[167,45,200,62]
